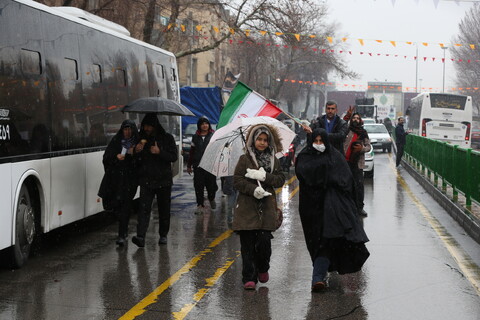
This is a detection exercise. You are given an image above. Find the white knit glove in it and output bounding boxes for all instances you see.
[245,167,266,181]
[253,186,272,199]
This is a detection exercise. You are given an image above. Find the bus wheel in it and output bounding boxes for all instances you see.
[12,185,36,268]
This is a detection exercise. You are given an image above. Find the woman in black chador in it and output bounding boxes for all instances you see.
[99,119,139,246]
[295,128,370,292]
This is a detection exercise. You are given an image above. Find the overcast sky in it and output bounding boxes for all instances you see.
[325,0,475,92]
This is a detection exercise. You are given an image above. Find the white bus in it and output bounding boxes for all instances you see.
[406,93,473,148]
[0,0,182,267]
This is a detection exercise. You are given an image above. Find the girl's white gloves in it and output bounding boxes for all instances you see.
[254,186,272,199]
[245,167,266,181]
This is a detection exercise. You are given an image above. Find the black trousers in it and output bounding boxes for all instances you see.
[348,162,365,213]
[136,185,172,238]
[116,196,134,238]
[238,230,273,284]
[193,167,218,206]
[396,143,405,166]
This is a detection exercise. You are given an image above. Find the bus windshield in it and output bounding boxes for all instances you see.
[430,94,467,110]
[356,105,376,118]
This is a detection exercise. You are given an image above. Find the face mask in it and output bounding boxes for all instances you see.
[312,143,326,152]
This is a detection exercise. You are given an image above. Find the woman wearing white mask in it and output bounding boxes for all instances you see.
[295,128,370,292]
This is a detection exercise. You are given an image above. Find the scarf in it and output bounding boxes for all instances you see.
[254,148,272,173]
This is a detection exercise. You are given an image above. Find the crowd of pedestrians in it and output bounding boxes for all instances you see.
[98,103,406,292]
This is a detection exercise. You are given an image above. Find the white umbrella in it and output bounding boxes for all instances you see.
[199,116,296,177]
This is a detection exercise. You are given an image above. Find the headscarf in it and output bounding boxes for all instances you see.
[250,126,273,173]
[304,128,331,154]
[119,119,138,149]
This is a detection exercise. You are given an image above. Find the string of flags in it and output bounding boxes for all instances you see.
[276,78,480,92]
[165,23,477,49]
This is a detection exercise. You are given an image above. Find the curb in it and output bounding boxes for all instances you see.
[402,159,480,245]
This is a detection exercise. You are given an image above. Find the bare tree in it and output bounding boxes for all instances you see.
[452,3,480,115]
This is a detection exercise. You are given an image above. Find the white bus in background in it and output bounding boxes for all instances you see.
[0,0,182,268]
[406,93,473,148]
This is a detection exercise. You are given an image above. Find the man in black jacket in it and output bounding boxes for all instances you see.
[307,101,349,154]
[132,113,178,247]
[187,116,218,214]
[395,116,408,167]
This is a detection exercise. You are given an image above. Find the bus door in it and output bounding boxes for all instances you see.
[43,15,87,228]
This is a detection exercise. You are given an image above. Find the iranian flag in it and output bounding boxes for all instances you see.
[217,82,283,128]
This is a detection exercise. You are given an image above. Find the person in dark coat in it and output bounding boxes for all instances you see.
[98,119,139,246]
[295,128,370,292]
[187,116,218,214]
[308,101,349,154]
[132,113,178,247]
[395,116,408,167]
[233,124,286,290]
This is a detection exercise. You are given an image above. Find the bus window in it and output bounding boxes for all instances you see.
[64,58,78,81]
[20,49,42,75]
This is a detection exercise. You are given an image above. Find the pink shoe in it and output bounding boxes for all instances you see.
[258,272,269,283]
[243,281,256,290]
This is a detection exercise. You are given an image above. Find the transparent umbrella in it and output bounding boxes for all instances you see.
[199,116,296,177]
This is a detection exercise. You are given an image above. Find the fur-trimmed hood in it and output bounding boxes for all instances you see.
[244,123,283,172]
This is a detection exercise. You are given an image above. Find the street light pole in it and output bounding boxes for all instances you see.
[442,46,448,93]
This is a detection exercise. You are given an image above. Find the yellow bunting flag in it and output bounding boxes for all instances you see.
[245,29,250,36]
[358,39,364,46]
[422,42,428,46]
[342,38,347,42]
[167,23,173,30]
[470,44,475,49]
[196,25,202,32]
[275,32,284,36]
[230,28,235,35]
[260,30,267,36]
[390,41,396,47]
[327,37,333,43]
[181,25,186,32]
[213,26,219,33]
[294,34,300,41]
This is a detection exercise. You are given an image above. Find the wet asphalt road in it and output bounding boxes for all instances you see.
[1,152,480,320]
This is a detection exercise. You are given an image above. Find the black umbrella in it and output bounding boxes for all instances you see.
[122,97,195,116]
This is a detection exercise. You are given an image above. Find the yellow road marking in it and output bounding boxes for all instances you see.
[119,230,233,320]
[276,175,297,194]
[172,252,241,320]
[171,180,299,318]
[389,155,480,296]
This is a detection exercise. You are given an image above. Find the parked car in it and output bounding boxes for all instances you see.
[363,118,376,124]
[364,123,392,153]
[471,128,480,149]
[363,147,374,178]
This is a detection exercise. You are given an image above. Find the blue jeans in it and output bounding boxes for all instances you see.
[312,256,330,285]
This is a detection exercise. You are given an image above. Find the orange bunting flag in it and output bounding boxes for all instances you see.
[196,25,202,32]
[309,35,316,38]
[327,37,333,43]
[181,25,186,32]
[455,43,462,46]
[422,42,428,46]
[470,44,475,49]
[295,34,300,41]
[358,39,364,46]
[390,41,396,47]
[213,26,219,33]
[260,30,267,36]
[342,38,348,42]
[406,42,413,45]
[245,29,250,36]
[230,28,235,35]
[375,40,383,43]
[275,32,283,36]
[439,43,444,48]
[167,23,173,30]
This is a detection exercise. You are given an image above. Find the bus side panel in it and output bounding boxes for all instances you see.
[0,163,13,250]
[85,151,104,217]
[50,154,86,229]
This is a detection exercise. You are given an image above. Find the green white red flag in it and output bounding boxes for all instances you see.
[217,81,283,128]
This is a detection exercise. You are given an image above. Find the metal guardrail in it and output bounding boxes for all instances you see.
[404,134,480,210]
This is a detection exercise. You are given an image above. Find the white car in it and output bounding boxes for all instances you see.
[363,118,376,124]
[363,147,374,178]
[364,124,392,153]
